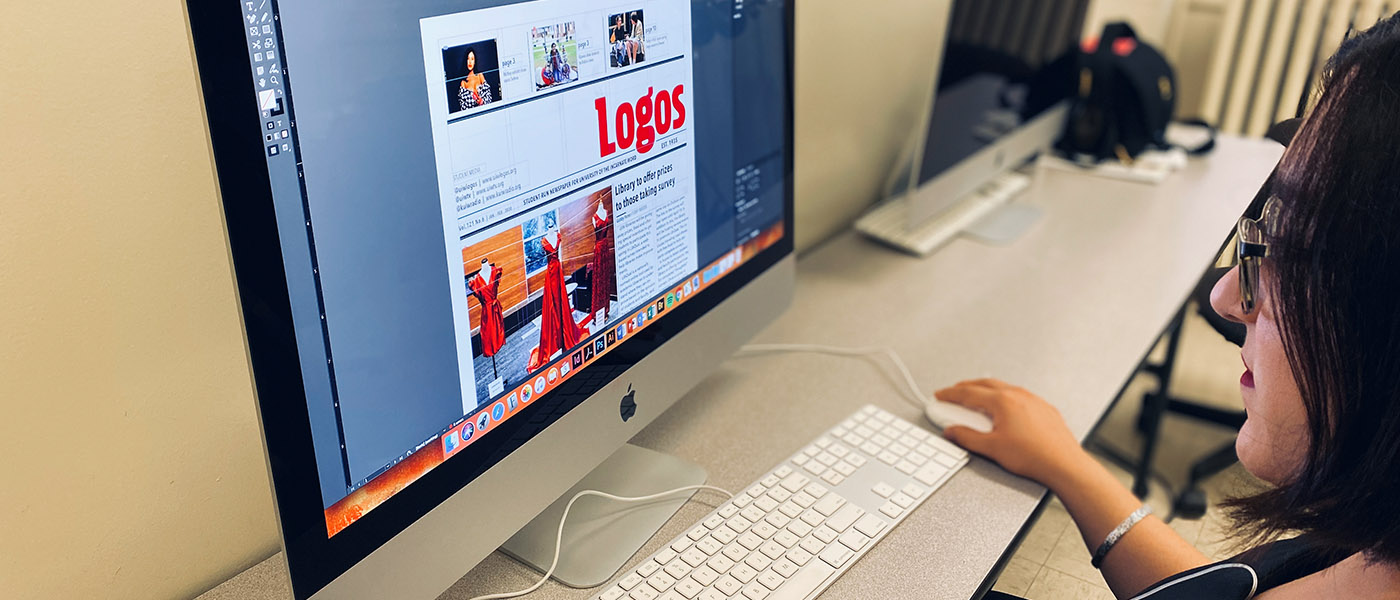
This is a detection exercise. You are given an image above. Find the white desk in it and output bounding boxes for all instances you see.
[198,135,1282,600]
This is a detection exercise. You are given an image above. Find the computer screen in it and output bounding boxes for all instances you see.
[202,0,788,541]
[917,0,1088,185]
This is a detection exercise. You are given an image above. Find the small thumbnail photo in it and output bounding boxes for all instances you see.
[443,40,502,115]
[608,10,645,68]
[531,22,579,90]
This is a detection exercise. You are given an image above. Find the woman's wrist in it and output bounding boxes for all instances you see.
[1038,444,1103,495]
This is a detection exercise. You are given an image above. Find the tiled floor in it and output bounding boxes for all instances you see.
[991,305,1262,599]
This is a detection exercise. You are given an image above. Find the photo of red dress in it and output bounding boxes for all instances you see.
[537,232,583,358]
[468,265,506,357]
[590,206,616,324]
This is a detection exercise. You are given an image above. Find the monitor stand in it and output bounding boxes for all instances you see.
[499,443,708,588]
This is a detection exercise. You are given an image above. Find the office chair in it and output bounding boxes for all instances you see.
[1131,118,1299,519]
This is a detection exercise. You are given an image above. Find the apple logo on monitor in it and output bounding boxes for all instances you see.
[620,385,637,422]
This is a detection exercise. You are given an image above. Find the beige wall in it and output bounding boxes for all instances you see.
[1,2,279,599]
[3,1,1174,598]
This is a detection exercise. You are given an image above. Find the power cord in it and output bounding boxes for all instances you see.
[736,344,931,410]
[469,485,733,600]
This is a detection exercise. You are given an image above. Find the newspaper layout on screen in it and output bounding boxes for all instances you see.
[420,0,695,416]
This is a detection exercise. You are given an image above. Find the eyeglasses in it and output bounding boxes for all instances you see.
[1230,195,1282,314]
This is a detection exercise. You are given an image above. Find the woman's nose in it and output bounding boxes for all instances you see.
[1210,265,1253,323]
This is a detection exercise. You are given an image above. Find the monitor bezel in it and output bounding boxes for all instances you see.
[185,1,795,598]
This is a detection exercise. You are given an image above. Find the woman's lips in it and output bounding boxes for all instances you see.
[1241,356,1255,388]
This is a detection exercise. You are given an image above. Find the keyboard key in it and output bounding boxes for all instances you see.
[908,427,930,441]
[895,460,917,475]
[703,515,725,529]
[647,573,677,592]
[877,451,900,465]
[751,522,778,539]
[741,506,766,522]
[935,453,961,468]
[916,444,938,457]
[737,532,763,550]
[879,502,903,518]
[838,531,870,551]
[802,461,825,476]
[873,411,893,423]
[748,485,768,497]
[707,554,736,574]
[827,504,864,532]
[674,578,704,599]
[728,515,753,532]
[742,583,770,600]
[802,445,821,457]
[786,520,813,537]
[812,525,838,543]
[714,575,743,595]
[881,426,901,440]
[854,425,874,438]
[791,454,809,467]
[774,465,793,478]
[907,452,928,466]
[891,419,911,431]
[871,434,892,447]
[688,527,708,541]
[902,483,927,498]
[691,565,720,586]
[818,545,853,568]
[899,434,920,448]
[814,436,832,448]
[785,547,813,566]
[891,492,915,508]
[696,537,723,555]
[888,443,910,456]
[831,426,848,437]
[802,483,828,498]
[827,443,849,457]
[799,510,825,527]
[844,453,867,467]
[682,549,709,568]
[860,442,882,456]
[698,591,725,600]
[767,487,792,502]
[799,536,825,555]
[712,526,738,544]
[820,471,845,486]
[744,552,772,571]
[833,461,856,476]
[656,549,678,565]
[759,540,786,560]
[812,494,845,516]
[630,584,659,600]
[853,514,887,537]
[718,504,739,519]
[730,564,758,583]
[758,570,785,590]
[722,543,748,562]
[733,493,754,508]
[760,474,781,488]
[922,434,969,458]
[620,573,644,590]
[871,482,896,498]
[791,492,816,508]
[754,496,780,512]
[841,433,863,447]
[815,452,837,466]
[913,463,950,486]
[778,501,803,518]
[600,585,626,600]
[664,560,693,580]
[779,474,809,493]
[671,538,693,553]
[773,529,800,548]
[772,558,799,578]
[764,512,791,529]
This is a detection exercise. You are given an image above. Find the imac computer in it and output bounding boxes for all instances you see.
[185,1,793,598]
[857,0,1090,255]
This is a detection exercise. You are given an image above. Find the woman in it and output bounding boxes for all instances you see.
[457,47,493,111]
[941,16,1400,599]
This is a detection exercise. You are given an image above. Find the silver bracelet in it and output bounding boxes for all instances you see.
[1091,504,1153,568]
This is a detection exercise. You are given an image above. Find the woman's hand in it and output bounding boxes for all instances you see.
[934,379,1091,490]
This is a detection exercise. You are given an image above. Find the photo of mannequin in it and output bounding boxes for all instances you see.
[536,228,584,359]
[467,258,506,376]
[590,200,616,328]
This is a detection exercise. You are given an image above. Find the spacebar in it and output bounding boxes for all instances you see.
[770,561,838,600]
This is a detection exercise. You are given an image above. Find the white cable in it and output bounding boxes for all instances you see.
[736,344,930,409]
[469,484,733,600]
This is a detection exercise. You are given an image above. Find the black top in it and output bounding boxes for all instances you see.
[1130,535,1350,599]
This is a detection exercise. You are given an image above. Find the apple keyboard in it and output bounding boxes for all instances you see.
[594,405,969,600]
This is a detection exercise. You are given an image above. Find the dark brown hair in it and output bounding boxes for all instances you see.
[1227,12,1400,562]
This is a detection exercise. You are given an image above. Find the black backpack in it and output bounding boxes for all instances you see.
[1056,22,1213,164]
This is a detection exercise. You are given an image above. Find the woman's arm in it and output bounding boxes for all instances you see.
[936,379,1211,598]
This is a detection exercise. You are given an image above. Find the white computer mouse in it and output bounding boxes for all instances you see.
[924,400,994,433]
